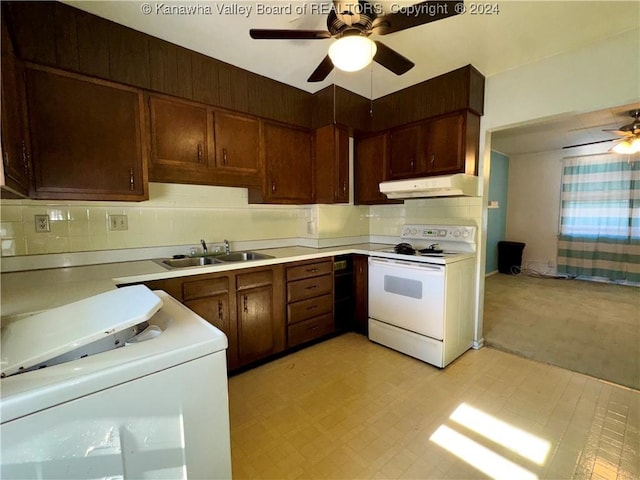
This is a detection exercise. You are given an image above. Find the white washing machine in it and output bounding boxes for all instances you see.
[0,285,231,480]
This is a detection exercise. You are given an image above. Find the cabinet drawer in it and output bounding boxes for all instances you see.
[287,274,332,303]
[286,261,332,282]
[287,293,333,325]
[288,313,334,348]
[183,276,228,301]
[237,269,272,290]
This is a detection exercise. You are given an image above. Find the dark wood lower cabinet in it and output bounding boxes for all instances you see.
[285,258,335,348]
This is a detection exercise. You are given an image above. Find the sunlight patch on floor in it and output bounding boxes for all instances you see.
[430,425,539,480]
[450,403,551,465]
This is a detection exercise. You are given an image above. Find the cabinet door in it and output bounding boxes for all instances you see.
[424,112,465,175]
[237,285,276,365]
[354,132,397,205]
[315,124,349,203]
[148,95,212,184]
[388,124,421,179]
[1,17,30,197]
[25,67,147,200]
[185,293,237,370]
[260,122,314,204]
[213,110,261,187]
[353,254,369,335]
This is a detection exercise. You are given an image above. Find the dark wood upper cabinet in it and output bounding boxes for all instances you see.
[1,15,31,197]
[25,66,148,200]
[387,110,480,180]
[107,22,150,89]
[354,131,399,205]
[423,112,465,175]
[147,94,261,187]
[147,94,214,184]
[388,124,422,179]
[213,111,261,187]
[148,38,193,100]
[315,124,349,204]
[250,121,314,204]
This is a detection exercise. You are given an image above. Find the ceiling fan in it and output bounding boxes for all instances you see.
[249,1,463,82]
[563,109,640,154]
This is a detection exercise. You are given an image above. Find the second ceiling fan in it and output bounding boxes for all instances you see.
[250,1,463,82]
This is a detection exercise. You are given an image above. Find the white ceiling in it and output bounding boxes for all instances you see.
[66,0,640,99]
[491,103,640,157]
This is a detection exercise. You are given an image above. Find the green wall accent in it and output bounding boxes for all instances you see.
[486,151,510,273]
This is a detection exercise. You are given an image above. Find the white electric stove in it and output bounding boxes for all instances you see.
[368,224,477,368]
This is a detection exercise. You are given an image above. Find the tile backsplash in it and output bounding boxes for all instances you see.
[1,183,483,257]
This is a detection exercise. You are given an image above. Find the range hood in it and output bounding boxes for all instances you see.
[379,174,480,199]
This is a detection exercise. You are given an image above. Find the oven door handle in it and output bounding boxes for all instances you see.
[368,257,444,273]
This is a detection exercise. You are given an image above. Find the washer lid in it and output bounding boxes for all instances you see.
[1,285,162,377]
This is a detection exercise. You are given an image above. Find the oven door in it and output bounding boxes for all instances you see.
[368,257,445,340]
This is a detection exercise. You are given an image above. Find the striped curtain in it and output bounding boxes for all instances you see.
[557,154,640,283]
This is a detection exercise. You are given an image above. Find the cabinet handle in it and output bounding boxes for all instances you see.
[431,153,435,166]
[243,295,248,313]
[21,141,30,177]
[306,267,319,273]
[306,305,318,311]
[309,325,319,331]
[410,156,415,171]
[218,300,223,321]
[129,168,135,190]
[305,285,319,291]
[222,148,228,165]
[197,144,202,163]
[271,180,276,193]
[342,181,347,195]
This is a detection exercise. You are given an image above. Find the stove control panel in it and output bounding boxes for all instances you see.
[401,224,476,243]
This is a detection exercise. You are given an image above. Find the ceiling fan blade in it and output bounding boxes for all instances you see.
[249,29,332,40]
[308,55,334,82]
[373,41,414,75]
[602,128,634,136]
[562,138,616,149]
[373,1,463,35]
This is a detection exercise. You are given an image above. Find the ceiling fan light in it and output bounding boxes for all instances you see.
[328,36,377,72]
[612,137,639,154]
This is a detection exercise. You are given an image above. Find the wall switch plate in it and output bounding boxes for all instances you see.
[34,214,50,232]
[108,214,128,231]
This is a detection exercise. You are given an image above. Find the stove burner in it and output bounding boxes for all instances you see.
[419,247,443,254]
[394,242,415,255]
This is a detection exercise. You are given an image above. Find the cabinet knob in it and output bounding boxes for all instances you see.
[222,148,228,165]
[129,168,135,190]
[197,144,203,163]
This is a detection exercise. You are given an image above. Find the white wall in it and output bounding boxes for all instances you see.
[505,151,563,273]
[475,26,640,344]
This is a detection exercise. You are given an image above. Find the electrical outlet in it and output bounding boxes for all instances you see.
[108,214,128,231]
[34,214,50,232]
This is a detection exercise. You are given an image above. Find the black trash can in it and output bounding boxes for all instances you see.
[497,241,525,274]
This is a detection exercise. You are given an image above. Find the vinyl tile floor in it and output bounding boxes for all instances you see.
[228,333,640,479]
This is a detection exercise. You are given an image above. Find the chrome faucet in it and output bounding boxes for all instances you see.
[200,239,208,255]
[223,239,230,255]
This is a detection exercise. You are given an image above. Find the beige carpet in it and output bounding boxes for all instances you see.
[483,273,640,390]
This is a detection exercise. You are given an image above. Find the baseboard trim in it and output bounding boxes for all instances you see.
[485,270,499,278]
[473,338,484,349]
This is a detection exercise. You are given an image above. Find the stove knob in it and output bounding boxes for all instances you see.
[453,229,461,237]
[462,229,470,238]
[411,228,418,235]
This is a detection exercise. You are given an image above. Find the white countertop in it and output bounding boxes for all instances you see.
[1,244,390,320]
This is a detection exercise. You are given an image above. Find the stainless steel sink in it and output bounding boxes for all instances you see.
[156,256,224,269]
[215,251,274,262]
[155,251,274,269]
